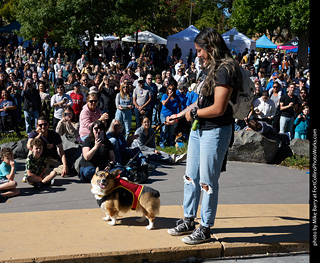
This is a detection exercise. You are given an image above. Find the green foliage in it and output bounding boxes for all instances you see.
[280,154,310,171]
[230,0,309,40]
[15,0,116,48]
[0,0,18,23]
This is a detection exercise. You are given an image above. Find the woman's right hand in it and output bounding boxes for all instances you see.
[94,137,103,148]
[100,112,109,121]
[166,115,176,125]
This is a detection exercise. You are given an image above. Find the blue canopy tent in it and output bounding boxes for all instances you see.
[0,21,21,33]
[255,35,277,49]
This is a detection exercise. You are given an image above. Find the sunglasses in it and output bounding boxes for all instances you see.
[89,100,97,103]
[38,123,48,127]
[93,127,102,132]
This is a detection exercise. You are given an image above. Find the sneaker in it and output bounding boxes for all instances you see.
[181,225,211,245]
[33,182,44,190]
[22,175,27,183]
[167,218,195,236]
[147,163,155,171]
[0,194,7,203]
[44,179,55,187]
[175,153,187,163]
[170,154,176,163]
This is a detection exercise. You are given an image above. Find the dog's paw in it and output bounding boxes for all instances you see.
[145,224,154,230]
[136,216,146,223]
[108,218,116,226]
[103,216,110,221]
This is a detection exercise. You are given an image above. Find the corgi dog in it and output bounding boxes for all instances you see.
[91,168,160,230]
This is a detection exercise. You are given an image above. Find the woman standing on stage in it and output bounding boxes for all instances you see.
[167,28,242,245]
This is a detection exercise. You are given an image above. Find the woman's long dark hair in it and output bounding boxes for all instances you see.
[194,28,241,97]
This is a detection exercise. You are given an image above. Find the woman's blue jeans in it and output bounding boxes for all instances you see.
[115,109,132,137]
[79,166,95,182]
[160,114,176,147]
[183,125,232,228]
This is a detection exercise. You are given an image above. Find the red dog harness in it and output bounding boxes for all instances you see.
[96,174,144,210]
[113,175,144,210]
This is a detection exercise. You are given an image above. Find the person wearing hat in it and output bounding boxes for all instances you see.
[133,76,152,128]
[67,81,86,122]
[266,72,279,91]
[127,57,138,69]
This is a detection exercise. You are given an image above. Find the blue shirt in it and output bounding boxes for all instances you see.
[0,160,17,180]
[186,91,199,106]
[160,94,180,117]
[0,99,16,117]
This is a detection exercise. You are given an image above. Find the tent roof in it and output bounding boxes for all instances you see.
[167,25,200,42]
[255,35,277,49]
[222,28,255,43]
[121,30,167,45]
[222,27,256,54]
[282,37,299,46]
[0,21,21,33]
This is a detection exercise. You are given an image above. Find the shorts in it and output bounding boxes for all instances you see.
[0,178,9,184]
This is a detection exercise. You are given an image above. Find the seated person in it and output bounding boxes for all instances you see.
[79,120,115,182]
[107,119,149,168]
[0,148,20,202]
[26,117,68,180]
[55,106,80,142]
[132,115,187,164]
[246,119,290,146]
[25,138,57,189]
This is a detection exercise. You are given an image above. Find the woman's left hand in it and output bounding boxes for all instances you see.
[185,111,192,122]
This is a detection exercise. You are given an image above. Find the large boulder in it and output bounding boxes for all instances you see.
[289,138,310,157]
[228,130,279,164]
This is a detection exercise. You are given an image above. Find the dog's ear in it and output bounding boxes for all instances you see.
[110,169,121,178]
[96,167,100,173]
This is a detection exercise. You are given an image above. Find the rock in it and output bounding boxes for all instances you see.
[61,134,82,174]
[289,138,310,157]
[228,130,279,164]
[13,139,29,159]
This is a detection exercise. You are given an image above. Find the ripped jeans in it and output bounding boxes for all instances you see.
[183,125,232,228]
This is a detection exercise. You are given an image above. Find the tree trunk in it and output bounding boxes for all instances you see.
[135,27,139,48]
[297,30,309,71]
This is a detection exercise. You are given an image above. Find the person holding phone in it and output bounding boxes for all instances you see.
[55,106,79,140]
[79,120,115,182]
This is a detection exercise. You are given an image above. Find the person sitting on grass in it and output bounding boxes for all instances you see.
[0,148,20,202]
[132,115,187,164]
[25,138,57,189]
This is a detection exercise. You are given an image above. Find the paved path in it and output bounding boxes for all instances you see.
[0,159,310,262]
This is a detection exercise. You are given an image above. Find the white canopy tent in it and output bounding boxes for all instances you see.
[121,30,167,45]
[167,25,200,63]
[222,28,256,55]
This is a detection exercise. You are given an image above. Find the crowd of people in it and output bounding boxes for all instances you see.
[0,38,310,202]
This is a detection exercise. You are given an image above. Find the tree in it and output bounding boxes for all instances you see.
[231,0,309,69]
[0,0,18,25]
[15,0,116,49]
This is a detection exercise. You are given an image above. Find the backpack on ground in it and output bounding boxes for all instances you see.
[229,67,254,120]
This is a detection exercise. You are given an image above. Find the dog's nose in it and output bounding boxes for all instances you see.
[101,178,107,184]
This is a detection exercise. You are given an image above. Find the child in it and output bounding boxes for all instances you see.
[0,148,20,202]
[25,138,57,189]
[294,105,310,139]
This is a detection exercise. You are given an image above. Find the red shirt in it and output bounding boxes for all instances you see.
[68,91,85,115]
